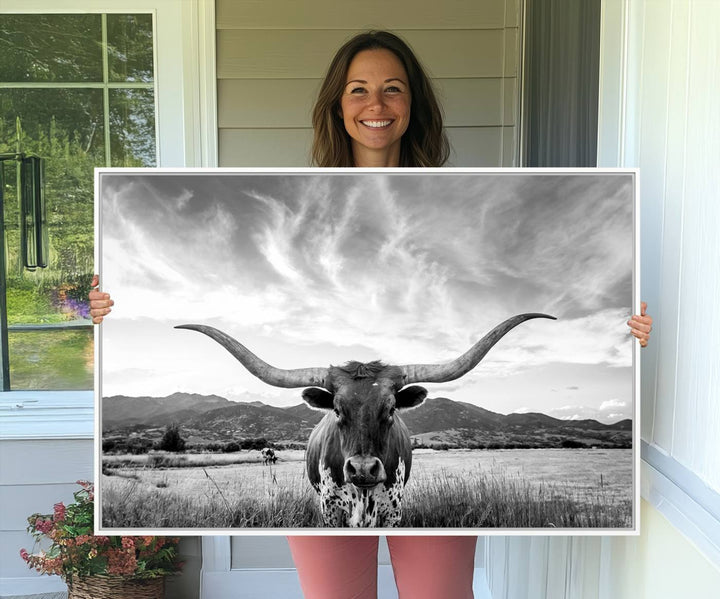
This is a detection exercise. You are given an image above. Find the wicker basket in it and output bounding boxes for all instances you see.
[67,575,165,599]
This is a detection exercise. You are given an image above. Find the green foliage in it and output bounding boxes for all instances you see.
[9,329,93,390]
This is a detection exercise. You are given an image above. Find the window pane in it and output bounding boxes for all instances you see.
[0,88,106,163]
[0,12,157,390]
[9,329,93,390]
[1,88,102,287]
[2,89,99,390]
[107,14,154,83]
[109,89,157,166]
[0,14,103,82]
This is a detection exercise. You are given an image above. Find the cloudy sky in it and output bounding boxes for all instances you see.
[100,171,635,423]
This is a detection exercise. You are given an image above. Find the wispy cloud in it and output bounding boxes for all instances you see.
[100,172,634,416]
[546,400,631,424]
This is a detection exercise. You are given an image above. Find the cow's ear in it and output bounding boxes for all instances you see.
[396,385,427,409]
[302,387,335,410]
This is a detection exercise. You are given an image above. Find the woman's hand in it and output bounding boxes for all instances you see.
[627,301,653,348]
[89,274,114,324]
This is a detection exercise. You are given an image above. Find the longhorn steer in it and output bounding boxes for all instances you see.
[176,313,554,527]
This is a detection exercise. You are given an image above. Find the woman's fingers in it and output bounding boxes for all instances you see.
[627,303,653,348]
[88,274,113,324]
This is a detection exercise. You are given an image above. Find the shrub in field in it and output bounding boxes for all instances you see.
[561,439,585,449]
[223,442,240,453]
[126,437,153,455]
[157,424,186,452]
[239,438,270,451]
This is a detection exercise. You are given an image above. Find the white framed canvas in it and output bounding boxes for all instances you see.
[95,168,639,535]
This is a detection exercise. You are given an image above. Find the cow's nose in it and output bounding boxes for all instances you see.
[344,456,387,487]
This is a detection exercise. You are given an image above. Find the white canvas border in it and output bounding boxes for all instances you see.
[93,166,640,536]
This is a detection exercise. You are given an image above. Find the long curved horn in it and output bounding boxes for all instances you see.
[399,313,556,384]
[175,324,329,389]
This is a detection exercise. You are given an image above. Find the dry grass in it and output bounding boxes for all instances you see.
[101,450,632,530]
[102,467,322,529]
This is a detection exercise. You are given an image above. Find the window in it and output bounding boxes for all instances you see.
[0,13,156,390]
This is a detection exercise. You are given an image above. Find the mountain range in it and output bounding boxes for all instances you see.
[102,392,632,449]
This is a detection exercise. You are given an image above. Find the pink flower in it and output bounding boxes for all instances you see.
[121,537,135,549]
[53,502,66,522]
[19,548,29,562]
[34,518,53,534]
[107,548,137,576]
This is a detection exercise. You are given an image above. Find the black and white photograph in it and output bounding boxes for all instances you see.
[97,169,637,533]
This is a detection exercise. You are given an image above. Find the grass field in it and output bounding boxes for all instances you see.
[101,448,633,530]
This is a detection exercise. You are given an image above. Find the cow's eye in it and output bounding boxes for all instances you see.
[333,407,341,418]
[389,407,396,417]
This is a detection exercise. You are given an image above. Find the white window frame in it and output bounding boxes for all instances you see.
[0,0,217,441]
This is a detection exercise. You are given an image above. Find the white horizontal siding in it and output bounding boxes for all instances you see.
[217,29,514,79]
[216,0,517,30]
[216,0,521,168]
[0,440,93,485]
[0,483,88,531]
[0,439,92,582]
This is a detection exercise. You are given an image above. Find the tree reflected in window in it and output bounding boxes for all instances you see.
[0,13,156,389]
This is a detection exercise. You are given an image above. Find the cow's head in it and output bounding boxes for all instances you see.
[301,361,426,487]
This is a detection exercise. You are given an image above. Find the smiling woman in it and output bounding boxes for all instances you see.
[311,31,449,168]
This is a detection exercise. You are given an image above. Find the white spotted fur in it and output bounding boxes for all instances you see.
[317,458,405,527]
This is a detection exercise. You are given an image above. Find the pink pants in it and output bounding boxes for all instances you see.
[287,535,477,599]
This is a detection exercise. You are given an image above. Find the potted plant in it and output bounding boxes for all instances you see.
[20,481,182,599]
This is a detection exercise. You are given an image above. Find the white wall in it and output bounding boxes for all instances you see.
[602,0,720,490]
